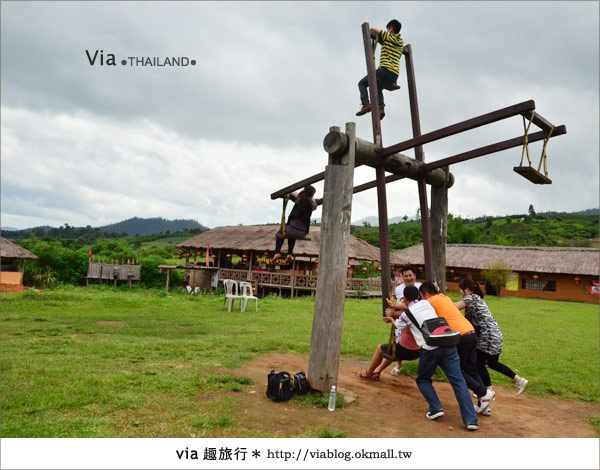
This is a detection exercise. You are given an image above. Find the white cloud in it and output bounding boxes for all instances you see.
[1,1,598,230]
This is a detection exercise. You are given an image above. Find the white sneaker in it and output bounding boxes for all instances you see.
[478,389,496,413]
[516,378,528,395]
[466,423,479,431]
[474,402,492,415]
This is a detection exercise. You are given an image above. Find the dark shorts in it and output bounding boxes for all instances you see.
[381,343,421,361]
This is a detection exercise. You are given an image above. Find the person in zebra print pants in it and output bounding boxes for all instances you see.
[455,277,529,414]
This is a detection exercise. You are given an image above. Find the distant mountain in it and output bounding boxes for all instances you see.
[1,227,18,232]
[352,215,415,227]
[573,208,599,216]
[99,217,208,236]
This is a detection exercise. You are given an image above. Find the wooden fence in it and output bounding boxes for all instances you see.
[217,268,382,298]
[86,262,141,287]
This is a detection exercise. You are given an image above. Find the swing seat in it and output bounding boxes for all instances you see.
[276,231,311,241]
[377,79,400,91]
[513,166,552,185]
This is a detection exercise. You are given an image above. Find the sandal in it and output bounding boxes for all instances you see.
[390,366,401,377]
[358,370,380,380]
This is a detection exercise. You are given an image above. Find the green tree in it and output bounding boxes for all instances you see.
[481,260,512,296]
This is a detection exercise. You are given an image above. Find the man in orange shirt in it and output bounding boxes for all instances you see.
[419,282,495,413]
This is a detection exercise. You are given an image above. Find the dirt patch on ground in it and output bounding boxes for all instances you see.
[1,284,29,293]
[97,320,127,326]
[223,352,598,438]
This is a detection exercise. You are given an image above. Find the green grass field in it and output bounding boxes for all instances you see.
[1,286,598,437]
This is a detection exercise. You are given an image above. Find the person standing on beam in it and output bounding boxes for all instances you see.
[356,19,404,120]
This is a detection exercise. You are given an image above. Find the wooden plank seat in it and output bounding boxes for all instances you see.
[377,79,400,91]
[275,232,310,241]
[513,166,552,184]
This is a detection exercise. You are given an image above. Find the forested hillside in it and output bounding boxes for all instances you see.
[99,217,207,236]
[5,217,207,242]
[351,211,599,250]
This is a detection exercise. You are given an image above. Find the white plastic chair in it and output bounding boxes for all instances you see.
[239,281,258,312]
[222,279,242,312]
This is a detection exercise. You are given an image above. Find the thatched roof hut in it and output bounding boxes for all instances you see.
[393,243,599,276]
[177,225,382,263]
[0,236,38,261]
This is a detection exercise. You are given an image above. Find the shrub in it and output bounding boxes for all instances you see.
[481,260,512,296]
[20,237,88,285]
[140,255,183,289]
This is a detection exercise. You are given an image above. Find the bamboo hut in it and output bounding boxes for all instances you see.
[0,236,38,287]
[173,225,386,297]
[393,243,600,303]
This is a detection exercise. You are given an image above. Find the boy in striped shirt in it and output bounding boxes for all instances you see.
[356,19,404,120]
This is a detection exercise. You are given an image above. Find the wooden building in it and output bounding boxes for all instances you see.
[175,225,384,297]
[0,236,38,288]
[393,243,599,303]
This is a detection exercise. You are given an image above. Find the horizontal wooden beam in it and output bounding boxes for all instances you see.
[521,110,555,134]
[380,100,536,158]
[423,125,567,171]
[270,172,325,200]
[323,130,453,186]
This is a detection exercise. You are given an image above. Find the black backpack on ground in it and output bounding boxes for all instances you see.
[266,370,293,401]
[293,371,310,395]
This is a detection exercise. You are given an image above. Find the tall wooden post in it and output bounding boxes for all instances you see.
[430,169,449,292]
[308,122,356,393]
[361,22,392,312]
[404,45,434,280]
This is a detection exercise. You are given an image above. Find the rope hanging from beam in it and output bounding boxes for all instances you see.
[277,195,290,238]
[519,112,535,167]
[519,111,554,177]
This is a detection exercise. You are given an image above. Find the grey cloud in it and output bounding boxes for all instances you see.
[1,1,598,229]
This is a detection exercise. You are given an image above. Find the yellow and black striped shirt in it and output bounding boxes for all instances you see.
[377,30,404,75]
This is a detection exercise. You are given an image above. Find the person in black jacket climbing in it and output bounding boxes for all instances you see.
[272,185,319,263]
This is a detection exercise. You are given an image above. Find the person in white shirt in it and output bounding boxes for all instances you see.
[394,265,422,301]
[389,265,422,375]
[385,285,479,431]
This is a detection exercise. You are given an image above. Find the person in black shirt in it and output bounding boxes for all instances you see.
[272,185,319,263]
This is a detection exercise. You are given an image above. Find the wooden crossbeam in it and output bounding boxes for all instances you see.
[521,110,555,134]
[423,125,567,172]
[271,100,537,200]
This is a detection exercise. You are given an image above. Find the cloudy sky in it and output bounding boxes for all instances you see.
[1,1,598,230]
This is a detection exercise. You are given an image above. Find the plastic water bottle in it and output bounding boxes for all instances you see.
[328,385,337,411]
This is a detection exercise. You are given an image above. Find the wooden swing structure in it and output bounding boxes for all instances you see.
[271,22,566,392]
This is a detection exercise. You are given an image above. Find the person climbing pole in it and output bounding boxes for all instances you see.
[272,185,321,263]
[356,19,404,120]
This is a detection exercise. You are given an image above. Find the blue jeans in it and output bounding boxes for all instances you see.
[358,67,398,105]
[416,347,478,426]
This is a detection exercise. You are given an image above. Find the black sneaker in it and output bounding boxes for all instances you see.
[426,410,444,420]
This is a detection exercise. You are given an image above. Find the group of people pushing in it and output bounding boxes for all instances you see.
[359,265,528,431]
[272,188,529,431]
